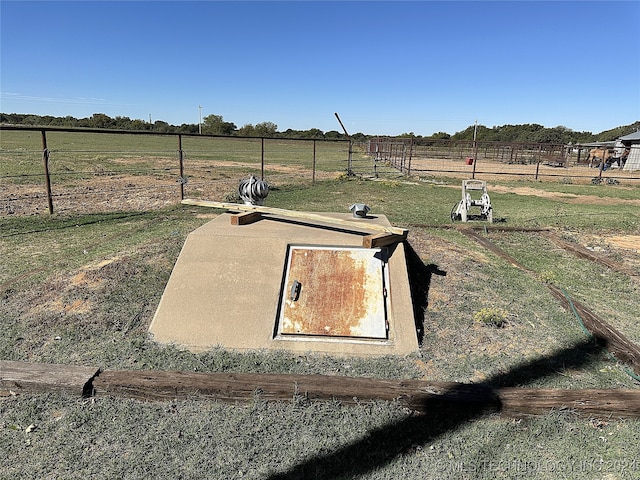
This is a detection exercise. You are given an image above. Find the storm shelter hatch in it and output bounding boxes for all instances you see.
[275,245,389,340]
[149,211,419,356]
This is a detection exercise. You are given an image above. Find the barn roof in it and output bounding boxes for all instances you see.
[576,141,616,148]
[619,130,640,142]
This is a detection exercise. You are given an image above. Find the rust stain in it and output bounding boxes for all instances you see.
[281,248,386,338]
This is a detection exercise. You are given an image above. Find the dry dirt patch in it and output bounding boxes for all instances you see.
[488,185,640,206]
[2,159,342,216]
[607,235,640,252]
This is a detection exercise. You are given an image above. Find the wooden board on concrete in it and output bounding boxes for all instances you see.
[362,232,407,248]
[181,199,409,236]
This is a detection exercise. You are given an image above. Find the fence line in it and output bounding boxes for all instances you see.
[1,125,351,215]
[2,125,639,216]
[355,138,640,184]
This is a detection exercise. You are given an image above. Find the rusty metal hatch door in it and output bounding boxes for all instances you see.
[275,245,388,339]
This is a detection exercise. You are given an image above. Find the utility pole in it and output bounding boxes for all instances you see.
[198,105,202,134]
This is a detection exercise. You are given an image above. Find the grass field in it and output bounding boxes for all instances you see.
[1,138,640,478]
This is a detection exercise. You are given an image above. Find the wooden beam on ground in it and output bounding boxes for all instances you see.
[497,387,640,418]
[0,360,99,397]
[543,231,638,278]
[91,369,640,418]
[230,211,262,226]
[546,284,640,375]
[362,232,408,249]
[3,361,639,418]
[181,199,409,236]
[459,228,640,376]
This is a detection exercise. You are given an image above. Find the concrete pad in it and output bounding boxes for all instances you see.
[149,212,418,356]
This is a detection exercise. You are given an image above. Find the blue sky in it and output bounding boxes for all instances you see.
[1,1,639,136]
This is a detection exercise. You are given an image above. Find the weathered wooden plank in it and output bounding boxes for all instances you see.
[93,370,477,406]
[362,232,407,248]
[92,369,640,418]
[497,387,640,418]
[0,360,99,397]
[181,199,409,236]
[3,361,639,418]
[230,211,262,226]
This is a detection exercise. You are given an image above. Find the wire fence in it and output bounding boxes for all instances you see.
[2,126,638,216]
[1,126,351,215]
[356,138,640,184]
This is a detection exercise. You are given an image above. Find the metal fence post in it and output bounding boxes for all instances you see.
[312,139,316,184]
[178,134,185,200]
[472,139,478,179]
[407,138,414,176]
[261,137,265,180]
[41,130,54,214]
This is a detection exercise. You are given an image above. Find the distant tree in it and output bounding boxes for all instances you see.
[90,113,115,129]
[324,130,344,139]
[153,120,171,132]
[530,126,571,144]
[428,132,451,140]
[3,112,635,143]
[351,132,368,142]
[130,119,150,131]
[597,122,640,142]
[237,124,256,136]
[254,121,278,137]
[305,128,324,139]
[55,115,78,127]
[279,128,299,138]
[113,116,132,129]
[178,123,199,134]
[202,114,236,135]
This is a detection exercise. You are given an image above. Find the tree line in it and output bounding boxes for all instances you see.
[1,112,638,144]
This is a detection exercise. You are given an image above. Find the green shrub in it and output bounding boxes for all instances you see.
[474,307,509,327]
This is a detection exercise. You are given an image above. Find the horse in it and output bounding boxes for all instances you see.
[586,147,613,168]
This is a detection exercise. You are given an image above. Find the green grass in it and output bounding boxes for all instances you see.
[0,130,354,185]
[1,175,640,479]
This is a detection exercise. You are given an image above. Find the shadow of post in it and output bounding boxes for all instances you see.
[267,337,605,480]
[404,241,446,344]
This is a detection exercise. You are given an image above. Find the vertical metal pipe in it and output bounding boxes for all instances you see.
[472,139,478,179]
[261,137,265,180]
[535,144,541,180]
[312,139,316,184]
[178,134,185,200]
[41,130,54,214]
[407,138,414,176]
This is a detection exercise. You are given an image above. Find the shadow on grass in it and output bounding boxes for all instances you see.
[267,337,605,480]
[404,241,446,345]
